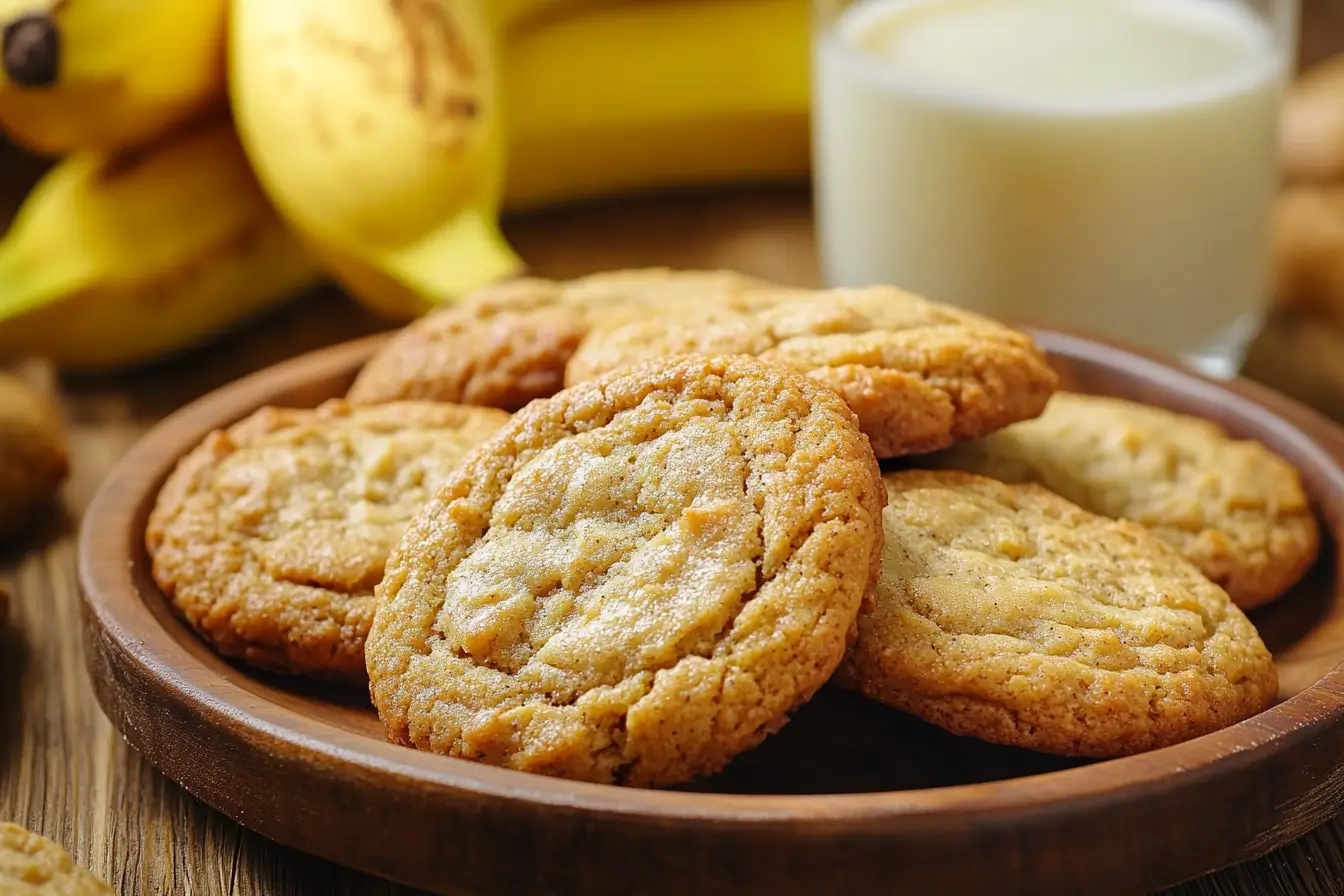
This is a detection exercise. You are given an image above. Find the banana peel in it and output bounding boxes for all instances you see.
[0,119,320,369]
[0,0,229,154]
[230,0,519,322]
[298,208,521,320]
[503,0,811,213]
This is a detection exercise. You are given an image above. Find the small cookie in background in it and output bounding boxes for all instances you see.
[924,393,1319,610]
[367,355,885,787]
[146,399,509,682]
[0,371,69,541]
[838,471,1278,758]
[1282,54,1344,185]
[1242,308,1344,424]
[346,268,780,410]
[566,285,1059,457]
[1272,185,1344,327]
[0,822,112,895]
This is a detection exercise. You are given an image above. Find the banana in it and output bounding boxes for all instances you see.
[232,0,809,320]
[0,119,319,369]
[502,0,811,212]
[229,0,521,320]
[0,0,228,154]
[493,0,629,33]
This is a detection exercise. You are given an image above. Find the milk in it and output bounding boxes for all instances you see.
[814,0,1290,374]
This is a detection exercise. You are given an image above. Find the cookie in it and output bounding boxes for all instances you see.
[565,286,1059,457]
[925,393,1320,610]
[0,372,68,541]
[1272,185,1344,327]
[346,268,778,410]
[1282,53,1344,185]
[146,399,509,681]
[838,470,1278,758]
[366,354,885,786]
[0,823,112,895]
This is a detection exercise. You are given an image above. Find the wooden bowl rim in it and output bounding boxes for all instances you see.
[78,329,1344,831]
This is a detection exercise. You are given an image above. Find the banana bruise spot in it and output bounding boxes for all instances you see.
[2,13,59,87]
[387,0,479,150]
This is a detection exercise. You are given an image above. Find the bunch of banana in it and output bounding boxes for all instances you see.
[0,0,317,370]
[0,0,811,368]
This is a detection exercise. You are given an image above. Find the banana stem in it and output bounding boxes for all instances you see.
[385,207,523,301]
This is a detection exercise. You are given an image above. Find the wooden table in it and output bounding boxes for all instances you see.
[1,189,1344,895]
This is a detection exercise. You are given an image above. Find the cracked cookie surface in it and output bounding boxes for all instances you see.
[146,399,508,681]
[925,393,1320,609]
[0,823,112,895]
[837,470,1278,757]
[565,286,1058,457]
[366,354,885,786]
[347,268,777,410]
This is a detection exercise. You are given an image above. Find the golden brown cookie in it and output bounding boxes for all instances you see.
[147,399,508,681]
[367,354,885,787]
[1272,185,1344,326]
[1282,53,1344,185]
[0,823,112,895]
[565,286,1058,457]
[346,268,779,410]
[838,471,1278,758]
[925,393,1320,610]
[0,373,68,541]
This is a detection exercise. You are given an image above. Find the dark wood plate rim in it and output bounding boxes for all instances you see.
[76,329,1344,883]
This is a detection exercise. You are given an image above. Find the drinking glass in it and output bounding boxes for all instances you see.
[813,0,1299,377]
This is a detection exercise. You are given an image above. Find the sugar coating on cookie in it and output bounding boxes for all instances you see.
[0,823,112,895]
[926,393,1320,610]
[147,399,509,681]
[838,470,1278,758]
[366,354,886,787]
[565,286,1059,457]
[346,268,776,410]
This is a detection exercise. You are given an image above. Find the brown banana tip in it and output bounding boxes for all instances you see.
[2,14,59,88]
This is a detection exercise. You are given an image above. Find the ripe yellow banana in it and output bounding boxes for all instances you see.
[0,119,319,369]
[503,0,811,212]
[232,0,809,322]
[230,0,521,321]
[0,0,228,154]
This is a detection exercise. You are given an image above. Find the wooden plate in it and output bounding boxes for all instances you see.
[78,330,1344,896]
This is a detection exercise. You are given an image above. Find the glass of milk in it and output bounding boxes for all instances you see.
[813,0,1297,377]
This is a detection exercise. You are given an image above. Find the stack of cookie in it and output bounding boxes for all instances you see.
[147,269,1317,787]
[1274,53,1344,331]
